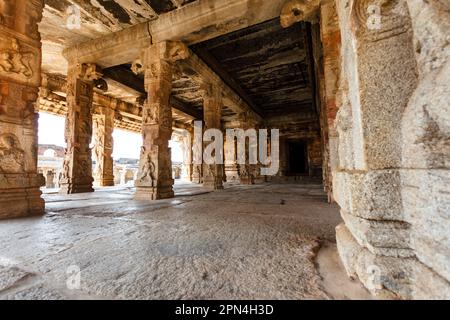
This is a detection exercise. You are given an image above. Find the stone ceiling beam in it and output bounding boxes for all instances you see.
[181,49,263,121]
[103,66,202,120]
[63,0,287,69]
[63,23,152,69]
[192,46,262,116]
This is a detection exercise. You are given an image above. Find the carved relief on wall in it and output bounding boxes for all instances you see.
[25,0,44,41]
[0,35,39,86]
[60,159,70,181]
[0,83,36,124]
[0,0,15,28]
[351,0,411,41]
[0,133,25,173]
[143,103,158,125]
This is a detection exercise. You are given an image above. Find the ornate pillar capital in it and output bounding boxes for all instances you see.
[280,0,321,28]
[68,63,103,82]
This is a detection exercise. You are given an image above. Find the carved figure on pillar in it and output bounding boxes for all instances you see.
[134,41,189,200]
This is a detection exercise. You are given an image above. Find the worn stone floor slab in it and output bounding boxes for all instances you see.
[0,182,368,300]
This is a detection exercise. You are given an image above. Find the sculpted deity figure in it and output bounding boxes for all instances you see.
[0,38,34,78]
[0,134,25,173]
[139,153,156,185]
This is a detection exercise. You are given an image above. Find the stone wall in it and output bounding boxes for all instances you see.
[332,0,450,299]
[400,0,450,299]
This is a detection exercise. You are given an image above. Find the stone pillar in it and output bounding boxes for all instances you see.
[0,0,45,219]
[224,126,240,182]
[93,105,115,187]
[191,120,203,184]
[201,84,224,190]
[307,2,341,199]
[59,63,102,194]
[45,170,55,189]
[120,168,127,185]
[135,41,189,200]
[181,129,193,181]
[333,0,419,299]
[400,1,450,299]
[236,112,257,185]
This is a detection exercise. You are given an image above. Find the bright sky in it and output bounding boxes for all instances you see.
[38,112,183,161]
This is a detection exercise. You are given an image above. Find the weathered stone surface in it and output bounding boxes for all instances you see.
[412,261,450,300]
[401,169,450,282]
[0,266,32,292]
[333,0,449,299]
[0,183,344,300]
[400,0,450,295]
[336,223,412,299]
[336,223,450,299]
[4,284,65,300]
[0,0,447,300]
[333,170,403,221]
[341,211,412,258]
[0,0,45,219]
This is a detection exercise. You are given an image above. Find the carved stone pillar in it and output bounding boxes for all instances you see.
[0,0,45,219]
[333,0,418,298]
[201,84,224,190]
[59,63,102,194]
[45,170,55,189]
[135,41,189,200]
[237,112,257,185]
[93,105,115,187]
[224,125,240,182]
[191,120,203,184]
[181,128,193,181]
[120,168,127,185]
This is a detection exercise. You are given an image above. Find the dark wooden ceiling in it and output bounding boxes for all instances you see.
[191,18,314,118]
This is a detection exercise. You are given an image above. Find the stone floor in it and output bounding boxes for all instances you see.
[0,181,370,300]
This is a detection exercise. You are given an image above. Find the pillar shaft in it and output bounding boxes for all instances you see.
[237,112,257,185]
[0,0,45,219]
[191,121,203,184]
[135,41,189,200]
[224,133,240,182]
[181,129,193,181]
[60,63,101,194]
[201,84,223,190]
[93,106,115,187]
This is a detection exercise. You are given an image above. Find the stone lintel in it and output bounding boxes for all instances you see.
[62,0,287,69]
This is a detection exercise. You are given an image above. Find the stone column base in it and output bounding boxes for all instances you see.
[203,180,224,190]
[239,175,255,185]
[191,165,203,184]
[336,223,450,299]
[225,164,240,182]
[59,182,94,194]
[135,186,174,200]
[96,178,115,187]
[0,174,45,219]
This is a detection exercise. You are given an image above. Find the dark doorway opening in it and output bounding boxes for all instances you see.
[288,141,308,175]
